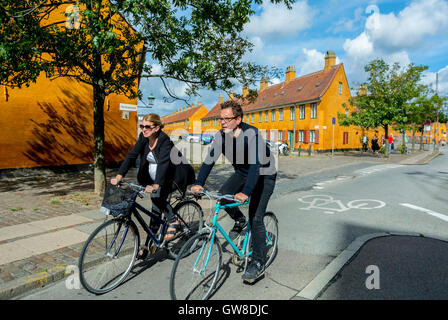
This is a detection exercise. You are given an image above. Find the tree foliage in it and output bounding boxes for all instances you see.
[0,0,293,193]
[337,59,443,155]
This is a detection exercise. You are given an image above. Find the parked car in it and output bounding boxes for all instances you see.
[186,134,201,143]
[200,134,215,145]
[178,133,189,141]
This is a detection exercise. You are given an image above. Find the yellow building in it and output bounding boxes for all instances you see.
[0,3,141,170]
[162,102,209,136]
[241,50,356,152]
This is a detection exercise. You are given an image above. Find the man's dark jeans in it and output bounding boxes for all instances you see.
[219,172,277,265]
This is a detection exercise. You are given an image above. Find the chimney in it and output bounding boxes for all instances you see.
[228,90,234,100]
[324,50,336,71]
[260,77,268,92]
[359,84,367,96]
[197,101,201,107]
[285,65,296,83]
[218,93,224,104]
[242,84,249,97]
[191,103,195,109]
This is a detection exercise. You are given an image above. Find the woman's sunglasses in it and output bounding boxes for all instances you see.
[140,125,156,130]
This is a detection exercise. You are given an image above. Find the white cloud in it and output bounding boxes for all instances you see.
[366,0,448,53]
[295,49,341,76]
[243,0,315,39]
[422,66,448,96]
[245,36,286,66]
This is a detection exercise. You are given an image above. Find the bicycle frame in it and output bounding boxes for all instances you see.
[109,198,193,257]
[196,200,250,273]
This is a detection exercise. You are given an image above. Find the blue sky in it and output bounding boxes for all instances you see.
[139,0,448,116]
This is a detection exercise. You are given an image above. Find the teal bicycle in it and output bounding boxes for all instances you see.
[169,189,278,300]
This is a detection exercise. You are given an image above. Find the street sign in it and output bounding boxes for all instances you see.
[332,117,336,125]
[120,103,138,111]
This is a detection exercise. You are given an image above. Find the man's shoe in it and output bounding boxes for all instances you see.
[242,260,265,283]
[229,218,247,240]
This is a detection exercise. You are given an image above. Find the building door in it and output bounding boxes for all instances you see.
[288,130,294,149]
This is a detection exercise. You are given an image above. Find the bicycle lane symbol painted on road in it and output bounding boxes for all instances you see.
[297,195,386,214]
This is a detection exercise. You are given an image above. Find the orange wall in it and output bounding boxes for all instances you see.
[0,76,138,169]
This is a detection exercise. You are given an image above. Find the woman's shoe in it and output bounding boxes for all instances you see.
[164,221,181,241]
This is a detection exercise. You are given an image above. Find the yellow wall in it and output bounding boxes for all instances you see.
[0,4,141,169]
[0,77,138,169]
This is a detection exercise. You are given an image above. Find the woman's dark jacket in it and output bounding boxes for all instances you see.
[118,131,195,195]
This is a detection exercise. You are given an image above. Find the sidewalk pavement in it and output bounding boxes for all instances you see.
[0,148,443,300]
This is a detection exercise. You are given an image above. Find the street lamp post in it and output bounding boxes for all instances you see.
[137,93,155,138]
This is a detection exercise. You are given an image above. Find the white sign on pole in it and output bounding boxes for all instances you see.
[120,103,138,111]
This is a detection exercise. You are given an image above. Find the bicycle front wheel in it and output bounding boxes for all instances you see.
[166,200,204,259]
[78,218,139,294]
[170,231,222,300]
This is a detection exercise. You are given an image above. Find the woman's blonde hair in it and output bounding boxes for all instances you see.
[142,113,165,129]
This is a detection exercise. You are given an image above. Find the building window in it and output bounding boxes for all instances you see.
[310,130,315,143]
[265,111,269,122]
[299,105,305,119]
[271,109,276,122]
[290,106,295,121]
[279,108,283,121]
[298,130,304,142]
[251,113,254,124]
[278,130,283,140]
[339,82,343,95]
[311,103,317,119]
[259,112,262,123]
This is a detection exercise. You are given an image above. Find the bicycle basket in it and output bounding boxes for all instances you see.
[100,184,136,217]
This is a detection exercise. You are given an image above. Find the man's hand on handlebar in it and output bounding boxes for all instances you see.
[234,192,248,203]
[190,185,204,194]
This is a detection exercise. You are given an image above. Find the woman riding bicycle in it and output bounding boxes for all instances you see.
[111,113,195,259]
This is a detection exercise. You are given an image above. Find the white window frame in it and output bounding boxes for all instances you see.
[311,103,317,119]
[259,111,262,123]
[251,113,254,124]
[299,105,305,119]
[339,82,343,95]
[290,106,295,121]
[279,108,283,121]
[265,110,269,122]
[299,130,304,142]
[310,130,315,143]
[271,109,276,122]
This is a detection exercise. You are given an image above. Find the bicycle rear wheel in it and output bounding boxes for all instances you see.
[170,231,222,300]
[166,200,204,259]
[78,218,139,294]
[264,212,278,268]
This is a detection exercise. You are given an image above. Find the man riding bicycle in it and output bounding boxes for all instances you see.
[191,100,277,282]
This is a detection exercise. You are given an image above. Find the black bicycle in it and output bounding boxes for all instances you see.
[78,181,204,295]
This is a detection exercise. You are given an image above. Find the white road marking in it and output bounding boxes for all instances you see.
[399,203,448,222]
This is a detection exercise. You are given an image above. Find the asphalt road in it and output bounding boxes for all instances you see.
[18,150,448,300]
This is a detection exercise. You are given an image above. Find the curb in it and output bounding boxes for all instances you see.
[0,267,69,300]
[294,232,448,300]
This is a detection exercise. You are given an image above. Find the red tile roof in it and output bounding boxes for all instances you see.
[162,105,204,124]
[200,64,342,121]
[244,64,342,112]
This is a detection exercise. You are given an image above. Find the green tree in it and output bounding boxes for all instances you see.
[0,0,292,194]
[338,59,428,156]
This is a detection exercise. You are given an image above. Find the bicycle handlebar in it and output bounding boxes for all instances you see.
[187,189,245,203]
[118,181,160,198]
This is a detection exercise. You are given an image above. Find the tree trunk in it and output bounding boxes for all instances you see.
[93,83,106,195]
[411,129,415,151]
[384,125,389,156]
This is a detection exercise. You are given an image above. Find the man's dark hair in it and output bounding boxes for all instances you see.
[220,100,243,119]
